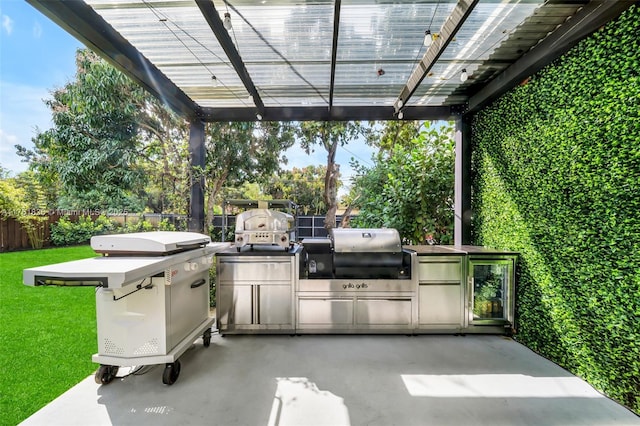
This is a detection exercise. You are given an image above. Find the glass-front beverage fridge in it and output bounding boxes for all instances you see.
[468,256,516,328]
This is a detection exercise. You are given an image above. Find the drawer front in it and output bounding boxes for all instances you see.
[219,261,291,282]
[418,261,461,282]
[356,299,412,325]
[298,298,353,325]
[419,284,462,325]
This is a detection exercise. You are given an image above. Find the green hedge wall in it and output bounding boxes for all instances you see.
[471,5,639,413]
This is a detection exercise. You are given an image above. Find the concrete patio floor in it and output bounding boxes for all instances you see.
[21,333,639,426]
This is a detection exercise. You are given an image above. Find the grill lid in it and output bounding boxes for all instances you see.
[235,209,294,232]
[330,228,401,253]
[91,231,211,255]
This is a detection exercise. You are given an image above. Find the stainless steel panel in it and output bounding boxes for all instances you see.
[419,284,462,325]
[218,260,292,282]
[298,298,354,325]
[298,278,414,293]
[218,285,253,326]
[418,260,462,282]
[356,299,412,325]
[259,285,293,325]
[167,268,210,349]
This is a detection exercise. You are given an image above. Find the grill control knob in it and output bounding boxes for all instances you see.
[184,262,199,271]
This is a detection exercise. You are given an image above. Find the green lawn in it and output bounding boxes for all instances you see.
[0,246,98,425]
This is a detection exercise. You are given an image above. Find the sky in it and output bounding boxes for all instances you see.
[0,1,375,189]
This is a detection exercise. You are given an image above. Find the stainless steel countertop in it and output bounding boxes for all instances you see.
[405,245,518,256]
[217,244,302,256]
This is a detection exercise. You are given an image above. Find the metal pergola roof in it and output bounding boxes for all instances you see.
[27,0,635,122]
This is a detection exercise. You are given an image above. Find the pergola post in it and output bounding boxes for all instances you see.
[188,120,206,233]
[454,115,472,246]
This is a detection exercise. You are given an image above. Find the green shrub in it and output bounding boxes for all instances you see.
[209,225,235,243]
[50,215,178,246]
[122,218,154,233]
[471,5,639,413]
[158,218,176,231]
[18,215,48,249]
[50,215,116,246]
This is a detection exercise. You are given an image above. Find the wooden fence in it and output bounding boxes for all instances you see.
[0,213,188,253]
[0,213,96,252]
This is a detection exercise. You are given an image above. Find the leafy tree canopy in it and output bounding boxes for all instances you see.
[17,49,148,210]
[351,121,455,244]
[264,165,327,215]
[203,121,296,224]
[296,121,364,229]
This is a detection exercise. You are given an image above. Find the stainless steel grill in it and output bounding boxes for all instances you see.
[329,228,405,278]
[297,228,417,333]
[234,209,295,251]
[24,231,227,385]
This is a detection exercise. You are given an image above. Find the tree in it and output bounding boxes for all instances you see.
[137,100,191,214]
[0,178,27,218]
[350,122,455,244]
[13,170,48,211]
[264,165,327,215]
[366,120,424,157]
[296,121,364,229]
[203,121,295,225]
[17,49,148,211]
[16,49,194,214]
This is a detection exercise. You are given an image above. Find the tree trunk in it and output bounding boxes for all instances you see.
[340,194,359,228]
[323,134,339,230]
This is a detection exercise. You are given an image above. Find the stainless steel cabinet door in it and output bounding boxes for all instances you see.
[258,285,292,325]
[218,284,253,326]
[418,284,462,325]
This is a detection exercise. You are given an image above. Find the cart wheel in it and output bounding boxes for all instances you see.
[162,361,181,385]
[95,365,119,385]
[203,328,212,347]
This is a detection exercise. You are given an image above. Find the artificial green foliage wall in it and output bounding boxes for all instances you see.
[471,5,639,413]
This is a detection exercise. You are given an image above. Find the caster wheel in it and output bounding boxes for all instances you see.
[203,329,212,347]
[162,360,181,385]
[95,365,119,385]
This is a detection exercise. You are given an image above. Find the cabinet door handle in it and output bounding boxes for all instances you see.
[255,285,260,324]
[190,279,207,289]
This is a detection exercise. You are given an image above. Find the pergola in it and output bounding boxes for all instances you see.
[27,0,635,241]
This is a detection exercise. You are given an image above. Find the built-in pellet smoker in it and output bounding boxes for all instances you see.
[296,228,418,333]
[23,232,227,385]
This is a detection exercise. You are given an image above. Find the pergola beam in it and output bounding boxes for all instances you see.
[201,105,458,122]
[393,0,479,113]
[328,0,342,110]
[467,0,636,113]
[195,0,264,114]
[26,0,201,120]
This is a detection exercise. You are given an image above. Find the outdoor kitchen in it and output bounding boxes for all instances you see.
[23,208,517,386]
[218,208,517,336]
